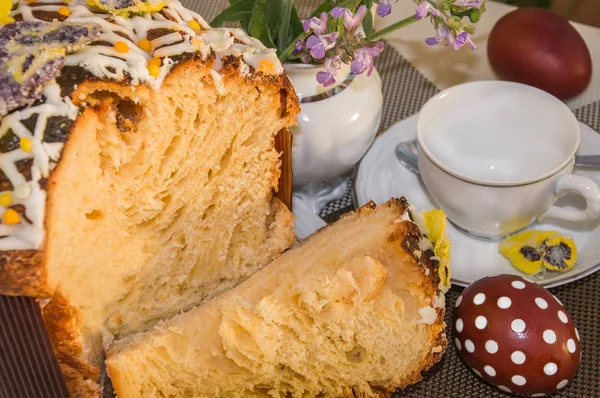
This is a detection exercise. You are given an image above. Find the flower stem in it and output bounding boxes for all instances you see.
[370,15,419,41]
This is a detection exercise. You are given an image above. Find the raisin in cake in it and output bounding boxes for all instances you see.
[106,199,452,397]
[0,1,298,395]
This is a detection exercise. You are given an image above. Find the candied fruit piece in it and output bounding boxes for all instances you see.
[499,230,577,275]
[87,0,166,16]
[0,21,100,116]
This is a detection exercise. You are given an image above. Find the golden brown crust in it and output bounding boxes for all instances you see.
[42,292,101,398]
[0,249,47,297]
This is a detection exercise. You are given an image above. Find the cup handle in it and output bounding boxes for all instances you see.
[541,174,600,222]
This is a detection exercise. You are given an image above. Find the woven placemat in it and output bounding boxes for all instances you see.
[186,1,600,396]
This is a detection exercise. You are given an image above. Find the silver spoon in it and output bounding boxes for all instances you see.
[395,141,600,176]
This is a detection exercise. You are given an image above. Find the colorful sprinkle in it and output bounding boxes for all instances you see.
[187,20,201,31]
[147,64,160,78]
[138,38,152,53]
[58,6,71,16]
[20,137,32,152]
[2,208,20,224]
[148,57,161,68]
[114,41,129,53]
[258,60,276,74]
[0,192,12,207]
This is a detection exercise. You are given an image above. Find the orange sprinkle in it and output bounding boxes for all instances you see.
[187,20,201,31]
[58,6,71,16]
[114,41,129,53]
[20,137,32,152]
[147,57,161,68]
[257,60,276,74]
[138,38,152,53]
[148,65,160,78]
[64,0,71,3]
[2,209,20,225]
[0,192,12,207]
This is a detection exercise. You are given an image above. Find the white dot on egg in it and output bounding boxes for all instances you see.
[557,379,569,389]
[455,338,462,351]
[544,362,558,376]
[475,315,487,330]
[543,330,557,344]
[567,339,576,354]
[511,351,526,365]
[455,295,463,307]
[473,293,486,305]
[531,394,546,397]
[511,319,526,333]
[498,385,511,393]
[575,328,580,341]
[485,340,498,354]
[484,365,496,377]
[497,296,512,309]
[456,318,464,333]
[558,310,568,324]
[535,297,548,309]
[512,375,527,386]
[553,295,563,306]
[511,280,526,289]
[465,339,475,353]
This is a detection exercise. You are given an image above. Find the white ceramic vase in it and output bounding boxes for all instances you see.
[285,62,383,213]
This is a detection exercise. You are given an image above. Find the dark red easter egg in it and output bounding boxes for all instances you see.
[488,8,592,100]
[453,275,580,396]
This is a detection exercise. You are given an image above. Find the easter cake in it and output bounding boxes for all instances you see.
[0,0,298,395]
[106,199,452,398]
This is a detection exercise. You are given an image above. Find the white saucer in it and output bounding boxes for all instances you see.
[355,114,600,288]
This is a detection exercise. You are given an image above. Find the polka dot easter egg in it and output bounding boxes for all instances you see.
[453,275,580,397]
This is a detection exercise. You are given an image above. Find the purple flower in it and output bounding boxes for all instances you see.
[350,42,384,76]
[306,32,338,59]
[331,5,367,31]
[316,56,342,87]
[302,12,328,35]
[453,31,469,49]
[293,40,305,54]
[425,25,449,46]
[376,0,392,17]
[415,2,439,19]
[454,0,484,8]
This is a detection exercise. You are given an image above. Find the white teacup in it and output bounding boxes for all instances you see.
[417,81,600,240]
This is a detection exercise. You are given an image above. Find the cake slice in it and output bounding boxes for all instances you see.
[0,1,297,395]
[106,199,451,397]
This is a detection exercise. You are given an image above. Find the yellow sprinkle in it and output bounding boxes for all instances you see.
[64,0,71,3]
[2,209,20,225]
[86,0,96,6]
[58,6,71,16]
[0,192,12,207]
[187,20,201,31]
[257,60,276,74]
[114,41,129,54]
[138,38,152,53]
[147,64,160,78]
[20,137,32,152]
[147,57,161,68]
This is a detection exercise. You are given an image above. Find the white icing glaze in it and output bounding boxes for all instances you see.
[0,0,284,250]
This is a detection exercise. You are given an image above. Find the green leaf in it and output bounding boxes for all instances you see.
[363,8,373,40]
[277,0,293,52]
[288,4,304,43]
[248,0,279,49]
[210,0,254,28]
